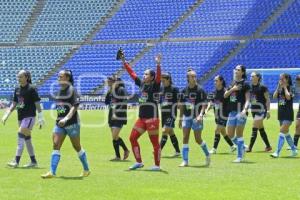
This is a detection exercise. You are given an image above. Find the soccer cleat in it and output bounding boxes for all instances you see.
[150,165,161,171]
[23,162,38,168]
[41,171,55,179]
[110,157,121,161]
[205,156,211,167]
[123,150,130,160]
[245,147,252,152]
[270,152,279,158]
[209,148,217,154]
[287,146,299,151]
[265,147,272,152]
[129,163,144,170]
[232,157,243,163]
[170,152,181,158]
[178,161,188,167]
[291,149,298,157]
[80,170,91,177]
[230,145,237,153]
[7,160,19,168]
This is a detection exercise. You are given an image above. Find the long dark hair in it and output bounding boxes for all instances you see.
[19,70,32,84]
[162,72,172,85]
[61,69,74,85]
[215,75,226,88]
[252,71,262,83]
[236,64,246,79]
[25,70,32,84]
[145,68,156,82]
[281,73,292,86]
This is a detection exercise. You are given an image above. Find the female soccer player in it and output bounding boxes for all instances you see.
[292,75,300,148]
[120,51,161,171]
[207,75,236,154]
[178,69,210,167]
[271,73,298,158]
[224,65,250,163]
[160,72,180,157]
[41,70,90,178]
[246,72,272,152]
[105,75,130,161]
[2,70,44,168]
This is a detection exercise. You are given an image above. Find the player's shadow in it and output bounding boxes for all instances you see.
[5,166,46,170]
[280,156,300,159]
[234,160,256,164]
[58,176,84,180]
[161,156,181,159]
[252,151,271,154]
[187,165,210,169]
[124,169,169,174]
[215,152,234,155]
[109,160,131,162]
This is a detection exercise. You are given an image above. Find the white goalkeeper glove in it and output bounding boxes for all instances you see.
[37,112,45,129]
[1,111,10,125]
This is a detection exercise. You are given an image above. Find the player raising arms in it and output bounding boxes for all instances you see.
[246,72,272,152]
[271,73,298,158]
[207,75,236,154]
[2,70,44,168]
[159,72,181,157]
[119,49,161,171]
[224,65,250,163]
[41,70,90,178]
[105,75,130,161]
[178,69,210,167]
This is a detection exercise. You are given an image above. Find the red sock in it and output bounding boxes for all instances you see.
[149,134,161,166]
[129,129,142,163]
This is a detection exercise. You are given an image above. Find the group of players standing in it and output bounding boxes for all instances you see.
[1,51,299,177]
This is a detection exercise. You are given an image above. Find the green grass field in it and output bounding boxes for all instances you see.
[0,109,299,200]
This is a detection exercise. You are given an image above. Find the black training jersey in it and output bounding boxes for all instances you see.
[212,87,229,119]
[160,85,179,119]
[13,84,41,121]
[250,84,268,112]
[278,86,294,121]
[105,86,127,125]
[180,85,207,118]
[227,80,250,112]
[135,78,160,119]
[55,85,80,127]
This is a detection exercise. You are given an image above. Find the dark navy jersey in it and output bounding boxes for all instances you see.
[227,80,250,112]
[180,85,207,118]
[135,78,160,119]
[278,86,294,121]
[13,84,40,120]
[160,85,179,119]
[105,86,127,125]
[55,85,79,127]
[211,87,229,119]
[250,84,268,112]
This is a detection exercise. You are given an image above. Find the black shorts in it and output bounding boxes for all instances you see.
[109,120,125,128]
[251,111,266,119]
[215,117,227,127]
[162,116,175,128]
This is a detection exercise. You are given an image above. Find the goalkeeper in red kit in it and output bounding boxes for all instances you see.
[118,49,162,171]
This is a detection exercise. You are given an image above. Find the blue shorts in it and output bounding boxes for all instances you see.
[279,120,292,126]
[182,116,203,131]
[53,123,80,137]
[227,111,247,127]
